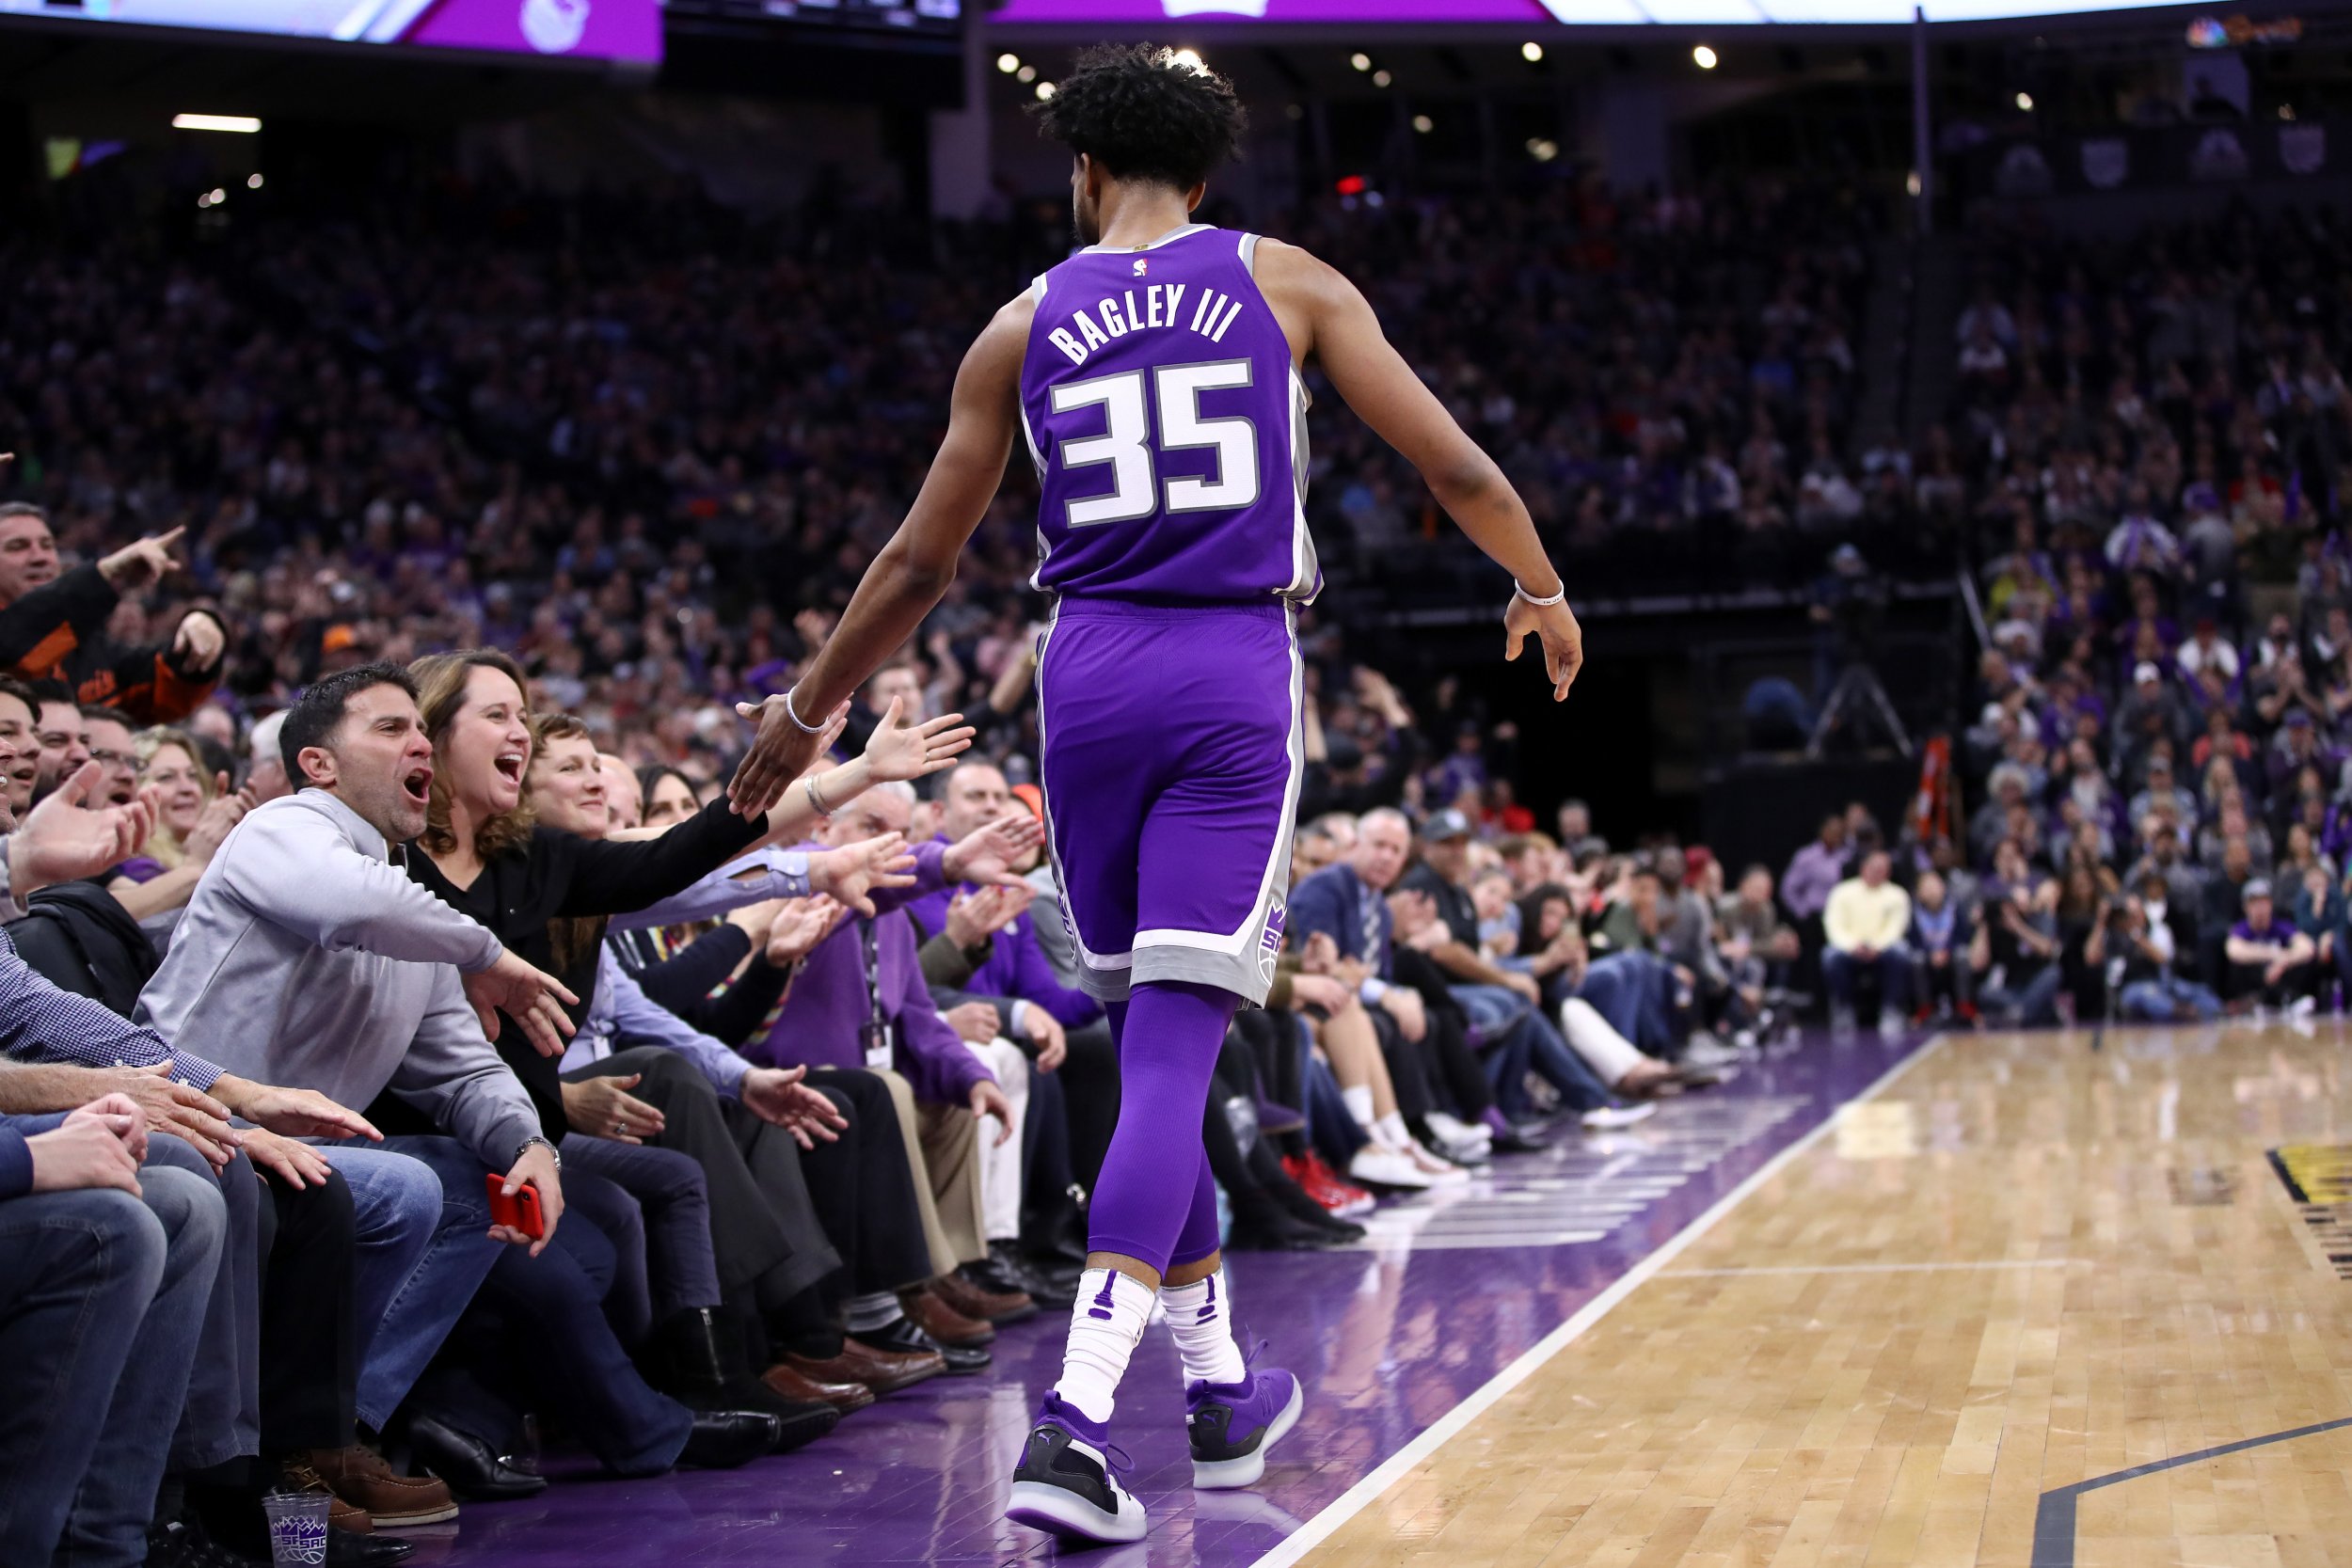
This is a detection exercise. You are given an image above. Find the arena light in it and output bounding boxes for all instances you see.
[1692,43,1718,69]
[1018,64,1037,81]
[1169,47,1205,71]
[995,51,1021,73]
[1034,80,1057,100]
[1521,40,1544,61]
[172,113,262,134]
[246,172,263,188]
[1527,137,1559,162]
[1349,51,1371,71]
[1372,68,1392,87]
[2014,90,2033,110]
[1412,114,1433,133]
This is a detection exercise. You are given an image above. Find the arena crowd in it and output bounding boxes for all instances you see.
[2,162,2343,1565]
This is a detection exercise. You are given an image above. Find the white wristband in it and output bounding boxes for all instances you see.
[780,685,827,735]
[1513,578,1566,608]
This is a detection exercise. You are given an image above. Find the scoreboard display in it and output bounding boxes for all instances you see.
[0,0,662,60]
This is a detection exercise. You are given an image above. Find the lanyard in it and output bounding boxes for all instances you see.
[860,917,895,1069]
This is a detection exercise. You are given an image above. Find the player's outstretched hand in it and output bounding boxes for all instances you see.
[1504,593,1583,702]
[729,692,849,818]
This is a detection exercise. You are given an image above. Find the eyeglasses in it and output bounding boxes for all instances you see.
[88,749,131,769]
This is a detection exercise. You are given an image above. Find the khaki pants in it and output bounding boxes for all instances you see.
[874,1069,987,1276]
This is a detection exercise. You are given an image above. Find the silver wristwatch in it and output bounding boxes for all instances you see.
[516,1134,562,1171]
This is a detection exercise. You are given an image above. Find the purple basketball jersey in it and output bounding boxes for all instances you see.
[1019,225,1319,606]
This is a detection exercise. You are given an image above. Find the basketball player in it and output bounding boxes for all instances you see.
[726,44,1581,1544]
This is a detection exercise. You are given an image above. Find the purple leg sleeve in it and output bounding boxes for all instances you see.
[1086,980,1241,1275]
[1168,1155,1222,1270]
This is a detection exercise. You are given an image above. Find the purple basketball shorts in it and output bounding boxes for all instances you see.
[1034,599,1301,1007]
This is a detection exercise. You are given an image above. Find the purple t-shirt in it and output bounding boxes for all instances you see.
[1020,225,1319,607]
[2231,915,2299,945]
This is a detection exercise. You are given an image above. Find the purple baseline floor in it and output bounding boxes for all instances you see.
[409,1027,1928,1568]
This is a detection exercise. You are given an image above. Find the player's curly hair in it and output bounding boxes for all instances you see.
[1028,43,1248,191]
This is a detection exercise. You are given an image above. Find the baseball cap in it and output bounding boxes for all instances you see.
[2286,708,2313,728]
[1422,808,1474,842]
[2243,878,2274,905]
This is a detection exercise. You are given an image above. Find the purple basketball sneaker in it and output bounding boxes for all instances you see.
[1006,1391,1148,1544]
[1185,1351,1303,1490]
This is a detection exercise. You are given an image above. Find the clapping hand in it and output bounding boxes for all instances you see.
[945,884,1032,947]
[807,832,915,916]
[942,811,1043,889]
[767,896,851,967]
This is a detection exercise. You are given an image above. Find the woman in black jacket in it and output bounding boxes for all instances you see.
[388,649,968,1486]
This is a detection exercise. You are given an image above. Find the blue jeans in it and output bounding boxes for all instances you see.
[369,1135,694,1476]
[1455,989,1613,1117]
[1978,962,2063,1026]
[0,1166,225,1568]
[1822,945,1916,1018]
[323,1136,496,1432]
[560,1137,719,1348]
[143,1134,262,1470]
[1577,953,1677,1053]
[2119,975,2223,1022]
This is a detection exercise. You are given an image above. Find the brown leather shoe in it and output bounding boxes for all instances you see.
[901,1282,995,1348]
[278,1460,380,1534]
[302,1445,459,1528]
[935,1269,1037,1324]
[788,1338,944,1396]
[763,1360,876,1415]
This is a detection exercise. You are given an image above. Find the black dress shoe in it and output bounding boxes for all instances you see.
[979,1243,1076,1309]
[407,1414,547,1500]
[147,1514,262,1568]
[327,1527,416,1566]
[680,1409,783,1469]
[1489,1127,1549,1154]
[858,1312,992,1374]
[1228,1204,1348,1252]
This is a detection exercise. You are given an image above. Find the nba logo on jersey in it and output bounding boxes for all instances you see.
[1258,906,1286,985]
[1132,259,1148,277]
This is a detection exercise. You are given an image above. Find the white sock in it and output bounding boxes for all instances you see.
[1053,1268,1154,1424]
[1342,1084,1376,1130]
[1375,1111,1414,1150]
[1160,1268,1247,1386]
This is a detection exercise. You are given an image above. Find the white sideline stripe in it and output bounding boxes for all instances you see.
[1661,1258,2073,1277]
[1247,1032,1953,1568]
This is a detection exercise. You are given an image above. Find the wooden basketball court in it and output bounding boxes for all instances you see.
[1269,1022,2352,1568]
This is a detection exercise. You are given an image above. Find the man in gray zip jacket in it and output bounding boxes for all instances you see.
[138,662,577,1449]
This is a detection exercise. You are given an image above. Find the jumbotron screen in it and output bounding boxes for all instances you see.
[989,0,2188,23]
[0,0,661,61]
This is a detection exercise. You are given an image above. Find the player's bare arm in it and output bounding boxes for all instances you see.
[1253,237,1583,702]
[728,293,1034,816]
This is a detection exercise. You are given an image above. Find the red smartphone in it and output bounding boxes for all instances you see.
[485,1174,546,1241]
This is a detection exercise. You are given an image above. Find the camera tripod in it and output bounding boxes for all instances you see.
[1805,661,1914,759]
